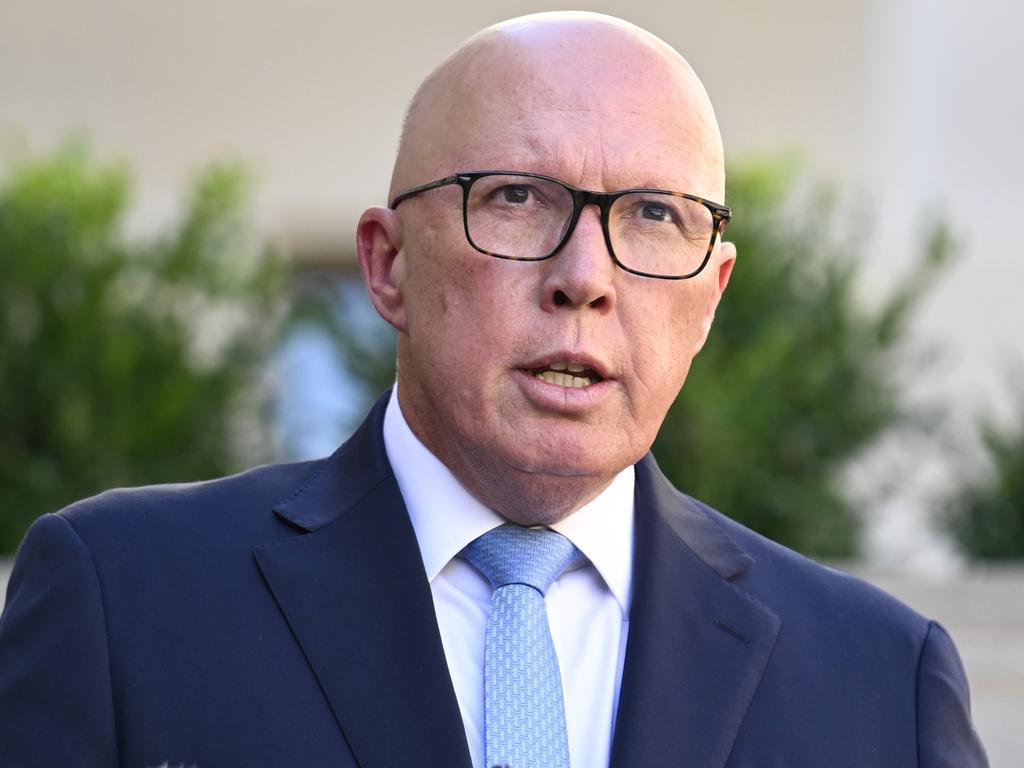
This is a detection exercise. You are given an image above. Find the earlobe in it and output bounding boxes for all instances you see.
[356,206,408,333]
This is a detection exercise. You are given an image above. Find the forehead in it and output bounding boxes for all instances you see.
[460,108,710,194]
[419,32,721,197]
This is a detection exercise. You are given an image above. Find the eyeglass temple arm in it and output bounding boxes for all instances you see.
[389,175,462,209]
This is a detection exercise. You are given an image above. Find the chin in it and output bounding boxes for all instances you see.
[504,442,628,481]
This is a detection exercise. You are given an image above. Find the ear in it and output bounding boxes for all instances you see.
[356,206,408,333]
[694,240,736,352]
[714,240,737,295]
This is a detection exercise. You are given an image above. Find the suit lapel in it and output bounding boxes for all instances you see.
[254,395,472,768]
[610,455,781,768]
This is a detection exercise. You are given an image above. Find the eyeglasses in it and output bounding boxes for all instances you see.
[390,170,731,280]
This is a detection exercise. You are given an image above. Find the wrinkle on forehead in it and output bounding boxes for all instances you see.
[391,12,725,201]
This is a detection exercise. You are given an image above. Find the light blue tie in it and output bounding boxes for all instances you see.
[461,524,582,768]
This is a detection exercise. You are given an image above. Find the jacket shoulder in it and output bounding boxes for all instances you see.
[680,490,932,640]
[51,457,327,550]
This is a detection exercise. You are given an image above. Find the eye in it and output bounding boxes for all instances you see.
[501,185,531,204]
[641,202,673,222]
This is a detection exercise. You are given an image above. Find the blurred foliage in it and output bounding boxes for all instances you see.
[652,156,953,558]
[945,389,1024,558]
[0,143,285,553]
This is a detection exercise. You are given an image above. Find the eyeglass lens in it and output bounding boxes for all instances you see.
[465,174,715,278]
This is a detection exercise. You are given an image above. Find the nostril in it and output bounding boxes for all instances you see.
[588,296,606,309]
[553,290,570,307]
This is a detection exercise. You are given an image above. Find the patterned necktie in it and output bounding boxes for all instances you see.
[461,524,582,768]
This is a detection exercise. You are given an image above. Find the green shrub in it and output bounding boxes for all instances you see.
[0,143,285,553]
[946,392,1024,558]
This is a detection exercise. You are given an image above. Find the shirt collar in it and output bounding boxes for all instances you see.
[383,387,634,616]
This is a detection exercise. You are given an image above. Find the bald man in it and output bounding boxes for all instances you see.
[0,12,987,768]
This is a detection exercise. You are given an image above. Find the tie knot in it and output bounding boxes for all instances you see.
[461,524,582,595]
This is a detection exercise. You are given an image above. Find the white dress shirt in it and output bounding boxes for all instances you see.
[383,389,634,768]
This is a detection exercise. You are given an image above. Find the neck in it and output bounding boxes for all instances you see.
[455,461,615,527]
[393,383,616,526]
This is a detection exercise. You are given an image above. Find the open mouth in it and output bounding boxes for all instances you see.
[529,361,603,388]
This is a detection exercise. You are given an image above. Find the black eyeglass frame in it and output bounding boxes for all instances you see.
[389,170,732,280]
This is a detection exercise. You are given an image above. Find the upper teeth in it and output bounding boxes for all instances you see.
[549,362,587,373]
[536,362,595,388]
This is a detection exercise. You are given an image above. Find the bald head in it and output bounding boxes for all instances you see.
[391,12,725,202]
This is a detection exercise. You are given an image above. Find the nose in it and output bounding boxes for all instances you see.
[539,205,617,313]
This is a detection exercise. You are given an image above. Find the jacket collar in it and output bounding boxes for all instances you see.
[610,453,780,768]
[256,391,473,768]
[271,393,395,533]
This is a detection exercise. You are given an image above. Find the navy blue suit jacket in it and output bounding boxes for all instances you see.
[0,394,987,766]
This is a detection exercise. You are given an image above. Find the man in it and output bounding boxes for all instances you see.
[0,11,987,768]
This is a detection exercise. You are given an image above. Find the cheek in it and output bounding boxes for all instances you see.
[427,258,507,334]
[403,228,461,325]
[403,239,522,373]
[670,280,717,351]
[629,283,714,389]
